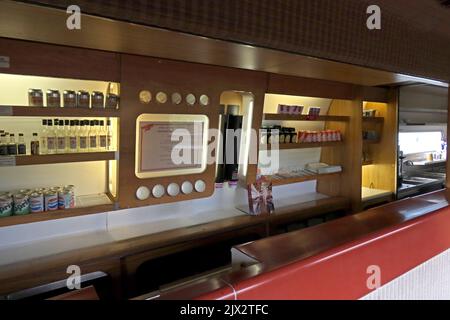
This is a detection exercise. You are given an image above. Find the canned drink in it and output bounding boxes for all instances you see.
[0,195,13,217]
[29,192,44,213]
[44,192,58,211]
[13,193,30,215]
[58,190,72,210]
[19,189,32,195]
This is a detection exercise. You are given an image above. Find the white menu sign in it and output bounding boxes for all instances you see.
[135,114,209,179]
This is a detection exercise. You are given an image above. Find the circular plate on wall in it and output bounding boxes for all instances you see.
[186,93,196,106]
[194,180,206,193]
[136,186,150,200]
[199,94,209,106]
[181,181,193,194]
[167,183,180,197]
[156,92,168,104]
[139,90,152,104]
[152,184,165,198]
[171,92,182,105]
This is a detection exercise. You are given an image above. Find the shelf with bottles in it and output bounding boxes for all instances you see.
[0,117,118,165]
[0,73,120,117]
[260,126,344,150]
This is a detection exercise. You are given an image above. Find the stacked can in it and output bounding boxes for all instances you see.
[64,185,75,208]
[58,188,72,210]
[44,190,58,211]
[29,191,45,213]
[0,193,13,217]
[13,193,30,215]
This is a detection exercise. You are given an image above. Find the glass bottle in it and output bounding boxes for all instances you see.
[46,120,57,154]
[98,120,107,151]
[78,121,88,152]
[40,119,48,155]
[88,120,98,152]
[18,133,26,155]
[106,119,113,150]
[7,134,18,155]
[68,120,78,153]
[64,119,71,153]
[57,120,66,154]
[31,133,40,155]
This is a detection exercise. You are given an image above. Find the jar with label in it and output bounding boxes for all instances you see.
[77,90,90,108]
[46,89,61,107]
[91,91,104,108]
[105,93,119,109]
[63,90,77,108]
[28,89,44,107]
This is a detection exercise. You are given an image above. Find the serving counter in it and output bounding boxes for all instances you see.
[144,189,450,300]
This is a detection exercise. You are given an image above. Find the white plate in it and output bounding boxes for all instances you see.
[136,186,150,200]
[181,181,193,194]
[156,92,167,104]
[186,93,196,105]
[171,92,182,105]
[152,184,165,198]
[167,183,180,197]
[194,180,206,193]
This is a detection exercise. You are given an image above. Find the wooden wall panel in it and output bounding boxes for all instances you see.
[119,55,267,208]
[0,38,120,81]
[268,73,389,102]
[362,91,398,192]
[318,99,363,211]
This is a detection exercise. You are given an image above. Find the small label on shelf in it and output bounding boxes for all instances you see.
[0,56,10,68]
[0,156,16,167]
[0,106,13,116]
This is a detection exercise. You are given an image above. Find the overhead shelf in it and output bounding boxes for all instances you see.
[263,113,350,122]
[261,141,344,150]
[0,105,120,117]
[270,172,342,186]
[0,152,116,167]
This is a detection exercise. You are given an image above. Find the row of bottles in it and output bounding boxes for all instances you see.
[0,119,114,156]
[40,119,113,154]
[0,132,27,156]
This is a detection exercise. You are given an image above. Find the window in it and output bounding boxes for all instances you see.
[398,131,443,155]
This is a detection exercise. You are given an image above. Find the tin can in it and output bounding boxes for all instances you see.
[58,190,72,210]
[13,193,30,215]
[28,89,44,107]
[63,90,77,108]
[46,89,61,107]
[44,191,58,211]
[64,185,75,208]
[0,195,13,217]
[29,192,44,213]
[19,189,32,196]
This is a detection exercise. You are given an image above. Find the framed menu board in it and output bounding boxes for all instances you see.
[135,114,209,179]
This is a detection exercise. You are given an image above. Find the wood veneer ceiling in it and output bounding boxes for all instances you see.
[0,0,448,87]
